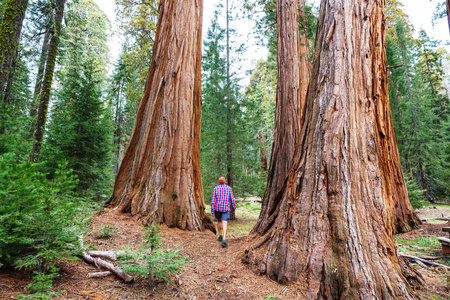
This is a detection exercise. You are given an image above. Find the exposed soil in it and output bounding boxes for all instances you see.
[1,206,449,299]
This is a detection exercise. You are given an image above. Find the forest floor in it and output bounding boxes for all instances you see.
[1,201,449,299]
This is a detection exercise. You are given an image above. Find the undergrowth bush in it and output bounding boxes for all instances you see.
[0,153,96,297]
[95,224,118,238]
[405,174,427,209]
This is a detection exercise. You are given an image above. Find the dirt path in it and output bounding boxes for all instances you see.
[0,207,449,299]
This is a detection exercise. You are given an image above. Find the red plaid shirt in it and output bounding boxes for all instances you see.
[211,184,236,214]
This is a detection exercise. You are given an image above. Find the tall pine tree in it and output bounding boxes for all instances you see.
[41,0,112,197]
[201,7,263,200]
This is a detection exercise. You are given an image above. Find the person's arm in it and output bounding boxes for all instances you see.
[230,188,236,211]
[211,188,216,215]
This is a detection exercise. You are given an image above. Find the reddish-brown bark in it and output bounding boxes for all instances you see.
[260,132,268,172]
[107,0,214,233]
[244,0,421,296]
[252,0,311,234]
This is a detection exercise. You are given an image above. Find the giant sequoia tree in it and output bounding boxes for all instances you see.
[107,0,214,232]
[253,0,311,234]
[244,0,418,297]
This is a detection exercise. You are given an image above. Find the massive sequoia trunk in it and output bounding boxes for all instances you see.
[244,0,420,297]
[0,0,28,102]
[106,0,214,233]
[252,0,311,234]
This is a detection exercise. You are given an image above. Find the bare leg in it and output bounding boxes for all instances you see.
[222,220,228,241]
[217,219,223,236]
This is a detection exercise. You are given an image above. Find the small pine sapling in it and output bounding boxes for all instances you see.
[119,223,188,286]
[94,224,118,239]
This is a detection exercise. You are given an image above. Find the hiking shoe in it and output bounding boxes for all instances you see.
[218,235,223,242]
[221,240,228,248]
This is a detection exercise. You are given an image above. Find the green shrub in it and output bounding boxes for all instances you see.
[18,268,66,300]
[0,154,95,297]
[94,224,118,238]
[119,223,188,285]
[0,156,91,270]
[405,174,427,209]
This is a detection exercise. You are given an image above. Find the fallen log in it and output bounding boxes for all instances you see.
[82,251,133,282]
[400,254,450,270]
[85,250,125,261]
[88,271,112,278]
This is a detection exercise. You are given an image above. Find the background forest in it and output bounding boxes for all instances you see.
[0,0,449,297]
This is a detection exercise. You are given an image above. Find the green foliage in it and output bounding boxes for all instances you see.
[0,115,96,297]
[106,54,138,174]
[107,0,160,175]
[0,157,93,271]
[405,175,426,209]
[242,58,276,198]
[18,268,66,299]
[94,224,118,239]
[119,223,188,285]
[397,236,441,249]
[113,0,158,131]
[242,0,318,61]
[242,0,277,57]
[201,7,265,198]
[432,1,447,23]
[386,8,450,202]
[115,0,158,83]
[41,0,113,198]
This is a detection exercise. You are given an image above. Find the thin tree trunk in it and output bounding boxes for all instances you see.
[30,30,52,118]
[252,0,311,234]
[225,0,236,221]
[0,0,28,101]
[106,0,215,233]
[29,0,65,162]
[244,0,421,296]
[423,53,436,95]
[113,81,124,174]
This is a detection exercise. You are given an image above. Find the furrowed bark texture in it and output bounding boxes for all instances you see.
[29,0,65,162]
[0,0,28,101]
[244,0,418,297]
[107,0,214,233]
[253,0,311,234]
